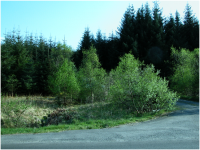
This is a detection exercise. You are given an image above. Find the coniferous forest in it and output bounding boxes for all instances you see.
[1,2,199,99]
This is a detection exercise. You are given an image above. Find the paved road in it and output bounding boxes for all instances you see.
[1,99,199,149]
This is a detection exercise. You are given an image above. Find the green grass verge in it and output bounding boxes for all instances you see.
[1,107,179,135]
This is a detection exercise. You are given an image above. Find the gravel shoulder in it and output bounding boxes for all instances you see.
[1,99,199,149]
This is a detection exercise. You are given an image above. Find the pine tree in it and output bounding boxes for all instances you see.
[21,57,35,95]
[151,1,165,47]
[182,2,199,51]
[95,29,103,54]
[117,5,138,58]
[193,17,199,49]
[1,32,16,93]
[33,34,50,94]
[13,30,30,94]
[95,30,104,68]
[79,27,92,51]
[90,33,96,46]
[144,2,153,48]
[20,32,36,94]
[72,27,93,69]
[164,14,175,50]
[135,4,149,61]
[71,49,82,70]
[173,10,183,50]
[144,1,167,78]
[134,2,154,63]
[107,31,120,71]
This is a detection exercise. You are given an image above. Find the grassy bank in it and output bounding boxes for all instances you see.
[1,95,180,135]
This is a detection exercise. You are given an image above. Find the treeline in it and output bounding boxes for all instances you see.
[73,2,199,75]
[1,32,73,95]
[1,1,199,96]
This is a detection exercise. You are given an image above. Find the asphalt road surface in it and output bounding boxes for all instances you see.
[1,99,199,149]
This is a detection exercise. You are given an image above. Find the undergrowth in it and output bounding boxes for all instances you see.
[1,95,179,135]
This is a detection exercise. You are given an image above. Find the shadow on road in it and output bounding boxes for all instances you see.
[169,108,199,116]
[169,99,199,117]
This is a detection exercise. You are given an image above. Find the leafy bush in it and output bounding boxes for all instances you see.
[109,53,179,114]
[77,46,107,104]
[48,59,80,106]
[169,47,199,97]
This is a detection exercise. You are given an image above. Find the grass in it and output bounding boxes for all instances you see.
[1,95,181,135]
[1,109,178,135]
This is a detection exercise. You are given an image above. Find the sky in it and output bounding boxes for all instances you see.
[1,0,199,50]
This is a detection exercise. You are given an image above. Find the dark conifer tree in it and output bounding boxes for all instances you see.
[107,31,120,71]
[101,34,109,70]
[21,56,35,95]
[192,17,199,49]
[19,32,36,94]
[95,30,104,67]
[13,30,30,94]
[72,27,93,69]
[151,1,165,47]
[117,5,138,58]
[144,2,153,48]
[182,2,199,51]
[33,34,49,94]
[162,14,177,79]
[28,33,35,59]
[164,14,176,51]
[1,32,16,93]
[33,34,39,62]
[71,49,82,70]
[146,1,167,78]
[173,10,184,50]
[79,27,92,51]
[135,4,149,61]
[135,2,153,63]
[95,29,103,51]
[90,33,96,46]
[145,1,166,65]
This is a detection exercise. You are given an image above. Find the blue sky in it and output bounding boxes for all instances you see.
[1,1,199,50]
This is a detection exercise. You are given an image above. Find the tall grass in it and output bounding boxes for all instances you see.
[1,94,55,128]
[1,94,178,135]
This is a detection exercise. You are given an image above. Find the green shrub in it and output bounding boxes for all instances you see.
[77,46,107,104]
[169,47,199,97]
[109,53,179,114]
[48,59,80,106]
